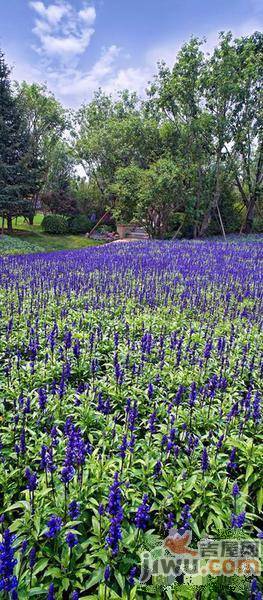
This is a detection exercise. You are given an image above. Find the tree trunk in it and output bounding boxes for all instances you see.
[7,214,13,234]
[241,195,256,234]
[199,152,221,238]
[29,214,34,225]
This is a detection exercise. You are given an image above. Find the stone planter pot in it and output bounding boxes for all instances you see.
[116,223,132,239]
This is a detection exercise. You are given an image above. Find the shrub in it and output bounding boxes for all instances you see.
[252,216,263,233]
[41,214,69,234]
[68,215,93,234]
[0,235,43,255]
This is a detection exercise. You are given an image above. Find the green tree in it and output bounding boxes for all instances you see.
[75,89,162,212]
[18,82,67,220]
[110,165,142,223]
[0,50,30,233]
[137,157,184,238]
[200,32,262,235]
[43,140,74,194]
[147,38,214,237]
[70,178,102,217]
[227,33,262,233]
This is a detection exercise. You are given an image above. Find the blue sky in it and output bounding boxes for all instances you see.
[1,0,262,106]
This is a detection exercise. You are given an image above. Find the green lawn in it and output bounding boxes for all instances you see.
[1,214,102,254]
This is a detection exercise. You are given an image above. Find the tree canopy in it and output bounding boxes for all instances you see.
[0,32,262,237]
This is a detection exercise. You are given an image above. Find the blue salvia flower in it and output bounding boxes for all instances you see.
[64,330,72,350]
[50,426,58,447]
[201,447,209,472]
[204,340,213,359]
[114,332,119,348]
[231,511,246,528]
[148,383,154,400]
[68,500,80,520]
[129,434,136,454]
[38,387,47,411]
[227,447,237,474]
[98,503,105,516]
[40,445,47,470]
[232,482,240,497]
[20,429,26,454]
[118,435,128,460]
[148,412,157,434]
[165,512,175,531]
[73,340,80,359]
[179,504,192,533]
[66,532,78,548]
[253,392,261,424]
[24,397,31,414]
[25,468,38,491]
[128,401,138,431]
[251,578,258,594]
[105,516,122,556]
[135,495,150,531]
[21,540,28,554]
[128,566,137,585]
[189,382,196,408]
[153,460,162,478]
[72,592,79,600]
[107,472,123,518]
[61,465,75,484]
[29,547,36,569]
[47,583,55,599]
[0,529,18,593]
[45,515,63,538]
[104,564,111,581]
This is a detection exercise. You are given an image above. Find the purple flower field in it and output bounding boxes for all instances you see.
[0,240,262,599]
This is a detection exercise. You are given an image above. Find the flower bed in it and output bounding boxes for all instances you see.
[0,240,262,598]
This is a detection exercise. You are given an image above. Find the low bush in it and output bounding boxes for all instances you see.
[41,214,69,234]
[0,235,43,255]
[67,214,93,234]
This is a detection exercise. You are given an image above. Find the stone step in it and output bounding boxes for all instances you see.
[127,227,149,239]
[126,233,149,239]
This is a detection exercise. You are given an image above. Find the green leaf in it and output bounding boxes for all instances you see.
[115,571,125,591]
[245,464,254,481]
[257,488,263,512]
[33,558,49,576]
[85,568,104,590]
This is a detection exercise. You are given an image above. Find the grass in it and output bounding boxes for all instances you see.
[1,214,102,254]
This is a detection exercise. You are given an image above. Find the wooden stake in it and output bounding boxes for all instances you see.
[216,203,227,241]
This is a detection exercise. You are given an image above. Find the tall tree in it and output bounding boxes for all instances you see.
[146,38,214,237]
[0,51,30,233]
[228,33,263,233]
[75,89,161,210]
[137,157,184,238]
[201,32,262,235]
[18,82,67,220]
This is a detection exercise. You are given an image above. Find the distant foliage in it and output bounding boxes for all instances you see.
[67,214,93,234]
[41,214,68,234]
[41,190,78,216]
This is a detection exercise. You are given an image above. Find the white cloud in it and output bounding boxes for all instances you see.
[29,1,70,25]
[55,45,121,97]
[79,5,96,24]
[29,1,96,60]
[34,29,95,57]
[14,8,263,107]
[104,66,151,97]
